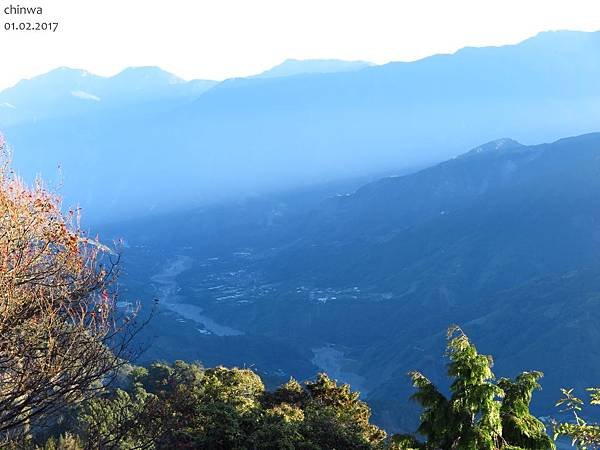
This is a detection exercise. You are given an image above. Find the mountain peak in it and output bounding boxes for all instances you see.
[112,66,184,84]
[10,67,99,88]
[48,66,93,76]
[254,59,373,79]
[460,138,524,159]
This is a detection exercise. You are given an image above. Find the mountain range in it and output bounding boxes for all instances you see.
[0,66,217,127]
[3,30,600,433]
[2,30,600,222]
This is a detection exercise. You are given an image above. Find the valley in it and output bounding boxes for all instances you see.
[2,6,600,447]
[105,132,600,432]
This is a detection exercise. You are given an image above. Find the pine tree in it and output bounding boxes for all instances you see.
[498,372,555,450]
[396,325,555,450]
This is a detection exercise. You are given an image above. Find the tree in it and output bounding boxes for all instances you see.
[0,136,139,441]
[41,433,84,450]
[396,325,554,450]
[498,372,554,450]
[301,373,387,448]
[69,361,388,449]
[77,385,155,450]
[77,362,264,449]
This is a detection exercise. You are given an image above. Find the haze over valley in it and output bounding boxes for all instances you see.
[2,30,600,222]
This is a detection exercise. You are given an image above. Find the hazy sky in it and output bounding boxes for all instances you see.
[1,0,599,90]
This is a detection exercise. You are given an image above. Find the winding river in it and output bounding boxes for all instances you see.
[151,255,244,336]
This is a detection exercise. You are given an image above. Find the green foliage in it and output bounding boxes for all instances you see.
[498,372,554,450]
[388,434,426,450]
[64,362,387,449]
[553,387,600,449]
[77,385,155,449]
[263,378,308,407]
[10,327,558,449]
[299,373,387,449]
[396,326,554,450]
[41,433,84,450]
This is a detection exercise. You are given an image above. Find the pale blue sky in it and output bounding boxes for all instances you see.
[1,0,599,89]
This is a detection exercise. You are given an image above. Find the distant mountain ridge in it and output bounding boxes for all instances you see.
[0,58,375,122]
[2,30,600,223]
[0,66,217,127]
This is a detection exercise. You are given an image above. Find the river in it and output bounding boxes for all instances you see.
[151,255,244,336]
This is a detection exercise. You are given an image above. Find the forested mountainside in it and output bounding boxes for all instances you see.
[100,132,600,432]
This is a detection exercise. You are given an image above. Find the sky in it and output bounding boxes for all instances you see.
[0,0,599,90]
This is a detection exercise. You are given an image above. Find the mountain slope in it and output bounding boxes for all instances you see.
[100,131,600,431]
[253,59,373,78]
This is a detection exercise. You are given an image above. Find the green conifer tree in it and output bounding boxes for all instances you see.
[396,325,554,450]
[498,372,554,450]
